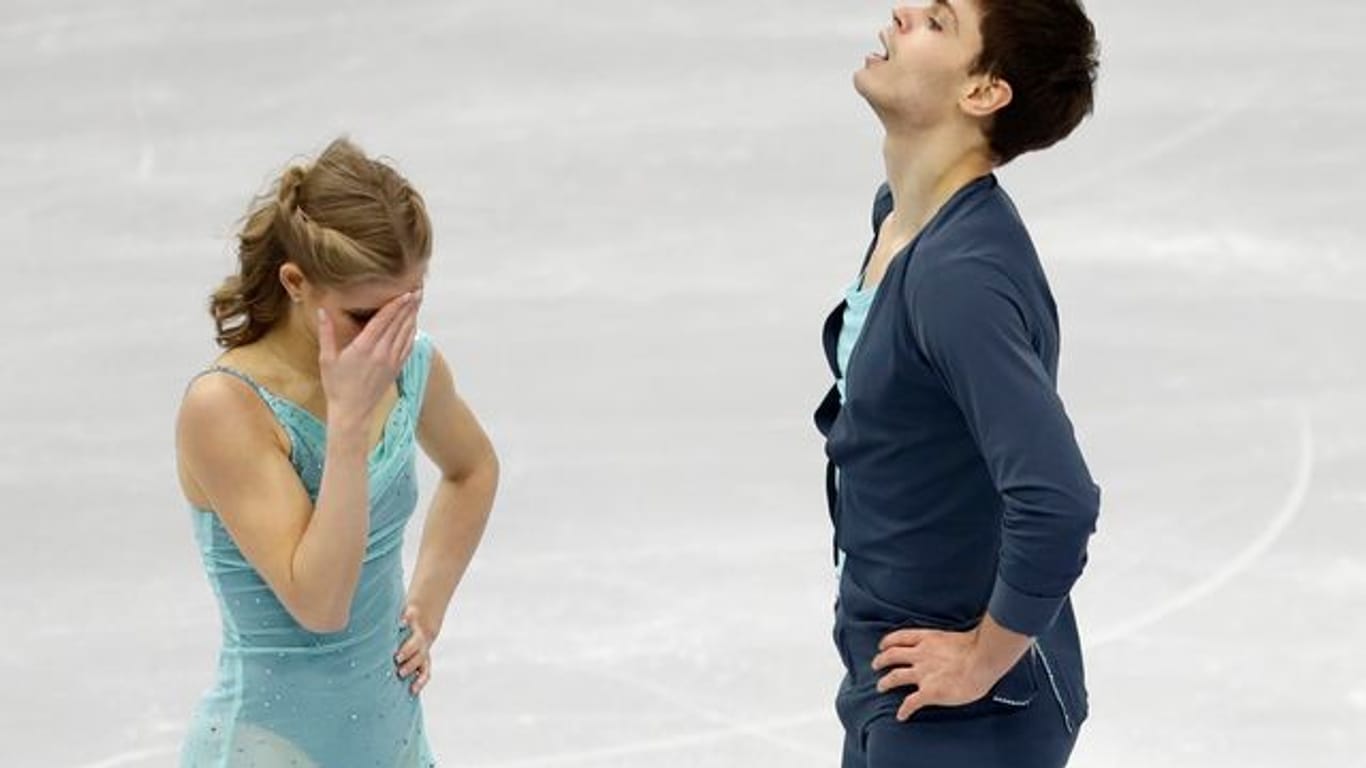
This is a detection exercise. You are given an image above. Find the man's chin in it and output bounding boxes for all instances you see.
[853,75,892,122]
[852,69,877,102]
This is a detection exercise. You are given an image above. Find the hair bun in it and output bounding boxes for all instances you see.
[277,165,309,212]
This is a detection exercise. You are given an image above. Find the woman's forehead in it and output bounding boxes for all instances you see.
[336,265,427,305]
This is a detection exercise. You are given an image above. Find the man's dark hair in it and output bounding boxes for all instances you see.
[972,0,1099,164]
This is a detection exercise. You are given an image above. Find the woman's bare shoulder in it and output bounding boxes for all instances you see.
[179,353,290,458]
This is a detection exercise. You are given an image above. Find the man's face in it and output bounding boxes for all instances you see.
[854,1,988,130]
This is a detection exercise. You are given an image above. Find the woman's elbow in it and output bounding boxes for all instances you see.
[448,445,500,490]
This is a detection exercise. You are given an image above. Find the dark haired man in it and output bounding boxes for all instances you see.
[813,2,1102,766]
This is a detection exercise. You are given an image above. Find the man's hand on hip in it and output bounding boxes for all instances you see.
[872,613,1032,722]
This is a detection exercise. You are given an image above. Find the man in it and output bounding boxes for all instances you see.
[813,2,1102,766]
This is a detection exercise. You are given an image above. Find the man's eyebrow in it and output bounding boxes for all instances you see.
[933,0,960,31]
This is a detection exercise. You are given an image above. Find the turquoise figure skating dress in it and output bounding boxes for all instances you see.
[181,331,437,767]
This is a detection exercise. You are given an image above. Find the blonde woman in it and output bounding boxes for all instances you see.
[176,138,498,766]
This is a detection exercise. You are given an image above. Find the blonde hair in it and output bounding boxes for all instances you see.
[210,138,432,349]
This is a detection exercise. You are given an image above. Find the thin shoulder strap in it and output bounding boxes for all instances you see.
[191,365,276,410]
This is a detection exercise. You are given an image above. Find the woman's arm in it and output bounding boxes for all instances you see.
[178,375,367,633]
[404,345,499,639]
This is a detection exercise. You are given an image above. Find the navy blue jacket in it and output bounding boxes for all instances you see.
[815,176,1100,731]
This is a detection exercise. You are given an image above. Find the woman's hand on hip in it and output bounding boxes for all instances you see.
[394,603,437,696]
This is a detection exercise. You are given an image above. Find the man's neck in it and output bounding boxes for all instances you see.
[881,128,996,243]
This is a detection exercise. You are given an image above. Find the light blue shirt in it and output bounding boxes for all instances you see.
[836,275,878,401]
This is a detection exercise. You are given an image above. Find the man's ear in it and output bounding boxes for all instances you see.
[961,74,1013,119]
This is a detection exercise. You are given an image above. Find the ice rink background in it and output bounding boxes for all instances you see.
[2,1,1364,765]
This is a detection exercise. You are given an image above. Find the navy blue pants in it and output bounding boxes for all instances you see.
[837,673,1078,768]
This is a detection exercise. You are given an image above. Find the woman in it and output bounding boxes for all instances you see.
[176,138,498,766]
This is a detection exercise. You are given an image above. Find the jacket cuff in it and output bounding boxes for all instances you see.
[987,574,1065,637]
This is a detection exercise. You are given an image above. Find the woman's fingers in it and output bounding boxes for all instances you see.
[316,308,338,364]
[398,651,425,679]
[394,604,432,692]
[396,330,416,370]
[395,635,420,666]
[353,291,413,351]
[379,289,420,368]
[389,304,419,368]
[379,290,421,349]
[397,643,428,679]
[395,631,430,679]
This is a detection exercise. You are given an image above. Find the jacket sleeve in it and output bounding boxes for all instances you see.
[907,258,1101,637]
